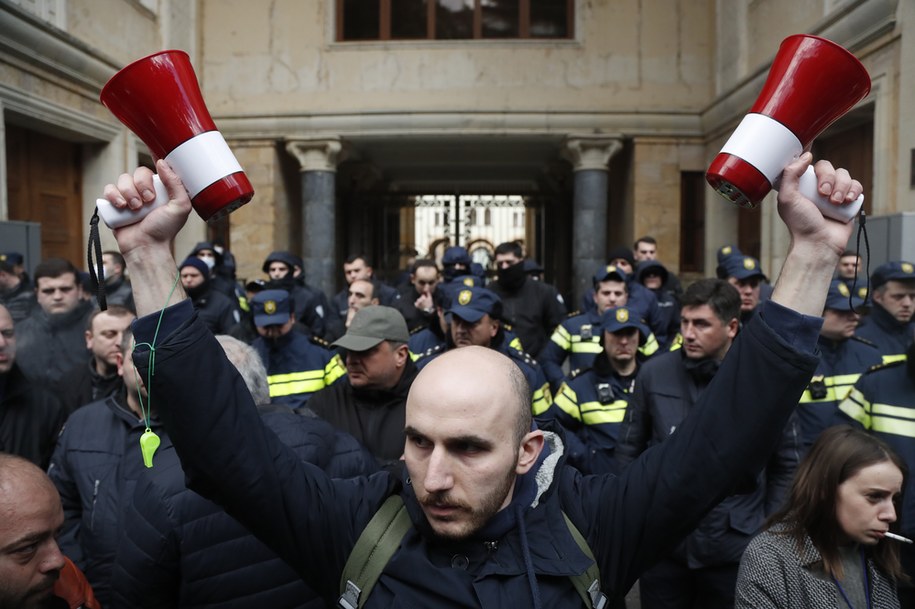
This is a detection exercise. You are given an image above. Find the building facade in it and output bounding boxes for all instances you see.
[0,0,910,300]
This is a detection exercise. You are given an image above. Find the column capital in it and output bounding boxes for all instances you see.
[562,135,624,172]
[285,138,345,172]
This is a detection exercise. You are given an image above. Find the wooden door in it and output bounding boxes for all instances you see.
[6,123,84,266]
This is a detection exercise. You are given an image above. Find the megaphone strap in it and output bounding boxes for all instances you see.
[851,211,871,315]
[87,208,108,311]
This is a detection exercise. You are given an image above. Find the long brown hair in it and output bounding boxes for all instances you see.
[767,425,908,581]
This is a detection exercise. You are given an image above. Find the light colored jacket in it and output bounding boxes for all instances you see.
[736,526,900,608]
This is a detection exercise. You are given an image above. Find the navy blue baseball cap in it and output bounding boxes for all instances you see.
[593,264,628,286]
[824,279,865,312]
[870,261,915,290]
[251,289,293,326]
[447,287,501,323]
[723,255,766,281]
[601,306,649,344]
[716,244,742,264]
[0,252,23,266]
[442,246,472,267]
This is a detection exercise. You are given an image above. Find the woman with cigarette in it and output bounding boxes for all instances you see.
[736,426,908,608]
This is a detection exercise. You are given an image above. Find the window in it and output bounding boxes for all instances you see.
[337,0,574,41]
[679,172,706,274]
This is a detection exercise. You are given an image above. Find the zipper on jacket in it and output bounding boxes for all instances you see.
[484,540,499,553]
[90,479,100,530]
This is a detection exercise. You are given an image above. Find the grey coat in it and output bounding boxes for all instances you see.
[736,527,900,608]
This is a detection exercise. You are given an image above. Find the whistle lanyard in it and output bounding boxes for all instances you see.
[833,550,871,609]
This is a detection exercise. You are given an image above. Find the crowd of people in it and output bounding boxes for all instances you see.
[0,154,914,608]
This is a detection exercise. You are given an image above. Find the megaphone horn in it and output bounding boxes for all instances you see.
[96,50,254,228]
[706,35,871,222]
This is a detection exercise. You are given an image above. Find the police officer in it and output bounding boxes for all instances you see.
[540,306,649,475]
[262,250,331,339]
[416,286,552,414]
[540,265,659,392]
[797,279,880,449]
[835,249,869,300]
[723,254,767,324]
[250,289,346,409]
[856,260,915,362]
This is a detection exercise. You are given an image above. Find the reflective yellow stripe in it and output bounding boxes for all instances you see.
[639,332,659,357]
[553,383,582,421]
[882,354,907,365]
[838,387,872,428]
[550,325,572,350]
[799,373,862,403]
[570,340,601,354]
[324,354,347,385]
[578,399,628,425]
[410,351,420,361]
[669,333,683,352]
[510,337,524,353]
[531,382,553,415]
[871,405,915,438]
[238,295,250,313]
[268,370,327,397]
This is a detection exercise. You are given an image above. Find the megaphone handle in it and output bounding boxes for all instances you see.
[96,174,169,229]
[793,165,863,224]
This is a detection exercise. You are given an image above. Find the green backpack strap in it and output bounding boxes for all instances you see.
[562,512,609,609]
[338,496,608,609]
[338,495,411,609]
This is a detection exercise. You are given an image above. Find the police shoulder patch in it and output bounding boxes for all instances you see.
[568,367,589,379]
[310,335,332,348]
[865,359,906,374]
[849,335,877,348]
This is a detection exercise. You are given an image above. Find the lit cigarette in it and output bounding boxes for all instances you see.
[884,532,913,544]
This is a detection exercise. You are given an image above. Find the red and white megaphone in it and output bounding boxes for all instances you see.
[706,34,871,222]
[95,50,254,228]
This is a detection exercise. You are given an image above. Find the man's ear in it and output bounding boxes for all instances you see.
[516,430,545,475]
[393,343,410,368]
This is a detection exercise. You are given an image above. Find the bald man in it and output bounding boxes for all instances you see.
[103,153,860,606]
[0,453,99,609]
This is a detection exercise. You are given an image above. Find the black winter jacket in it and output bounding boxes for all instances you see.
[109,406,378,609]
[130,300,820,607]
[307,360,418,466]
[616,348,801,566]
[47,393,163,608]
[0,363,66,468]
[15,299,94,386]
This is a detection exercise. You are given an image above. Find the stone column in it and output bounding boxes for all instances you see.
[285,138,344,295]
[562,135,624,305]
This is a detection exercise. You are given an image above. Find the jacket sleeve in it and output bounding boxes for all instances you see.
[109,474,180,609]
[130,301,396,604]
[764,411,801,516]
[538,328,569,391]
[734,534,787,609]
[567,301,821,598]
[47,428,84,567]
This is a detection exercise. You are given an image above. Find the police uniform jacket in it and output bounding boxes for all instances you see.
[839,359,915,537]
[129,298,820,608]
[856,304,914,363]
[580,283,668,348]
[540,309,605,391]
[253,332,346,410]
[14,298,94,387]
[540,351,637,475]
[616,348,801,567]
[796,334,880,449]
[408,326,446,361]
[736,526,899,609]
[110,407,378,609]
[0,362,65,468]
[48,392,165,608]
[306,360,418,467]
